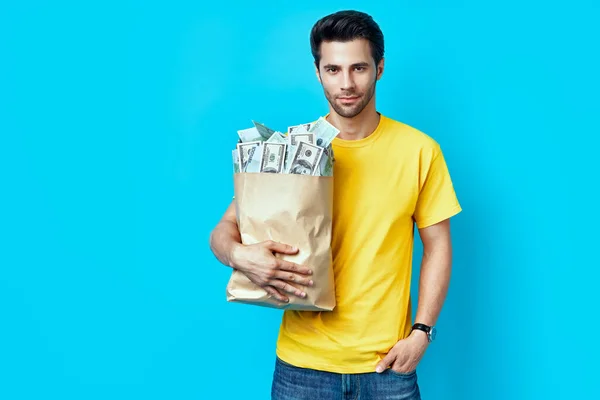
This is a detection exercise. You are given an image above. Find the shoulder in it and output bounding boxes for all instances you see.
[381,115,442,155]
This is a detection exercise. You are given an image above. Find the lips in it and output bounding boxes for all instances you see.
[338,96,360,103]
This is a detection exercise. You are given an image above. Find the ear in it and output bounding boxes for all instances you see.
[376,58,385,81]
[315,62,322,84]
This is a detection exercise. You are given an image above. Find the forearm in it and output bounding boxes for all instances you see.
[209,220,243,268]
[414,241,452,326]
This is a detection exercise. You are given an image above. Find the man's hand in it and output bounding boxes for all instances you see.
[375,330,430,374]
[231,240,314,303]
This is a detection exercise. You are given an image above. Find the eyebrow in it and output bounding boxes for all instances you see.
[323,62,370,69]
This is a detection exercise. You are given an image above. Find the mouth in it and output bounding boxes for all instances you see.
[338,96,360,104]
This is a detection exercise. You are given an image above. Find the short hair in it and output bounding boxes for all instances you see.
[310,10,384,68]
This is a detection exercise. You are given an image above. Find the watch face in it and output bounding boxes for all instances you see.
[429,327,437,341]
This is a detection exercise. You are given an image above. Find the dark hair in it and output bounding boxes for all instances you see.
[310,10,384,68]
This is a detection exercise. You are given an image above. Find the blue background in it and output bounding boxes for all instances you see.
[1,1,598,399]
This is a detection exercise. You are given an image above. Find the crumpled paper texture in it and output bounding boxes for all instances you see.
[226,172,336,311]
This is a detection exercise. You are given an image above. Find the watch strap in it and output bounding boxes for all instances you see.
[411,323,432,333]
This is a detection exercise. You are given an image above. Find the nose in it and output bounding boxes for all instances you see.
[340,70,355,91]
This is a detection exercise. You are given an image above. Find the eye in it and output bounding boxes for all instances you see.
[326,67,337,73]
[355,66,366,71]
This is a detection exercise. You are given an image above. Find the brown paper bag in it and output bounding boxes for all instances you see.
[226,172,336,311]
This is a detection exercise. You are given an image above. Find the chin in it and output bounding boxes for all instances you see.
[336,106,364,118]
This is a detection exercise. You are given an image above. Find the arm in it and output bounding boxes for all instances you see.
[413,217,453,332]
[208,200,243,268]
[376,218,453,373]
[208,200,314,302]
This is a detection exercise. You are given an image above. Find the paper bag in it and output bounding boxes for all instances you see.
[226,172,336,311]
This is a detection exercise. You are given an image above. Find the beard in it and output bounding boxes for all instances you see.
[323,79,376,118]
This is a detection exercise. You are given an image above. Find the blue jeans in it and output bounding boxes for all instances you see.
[271,357,421,400]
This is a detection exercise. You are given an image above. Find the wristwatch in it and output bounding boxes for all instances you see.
[411,323,436,343]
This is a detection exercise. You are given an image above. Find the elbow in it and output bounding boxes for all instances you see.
[208,225,219,254]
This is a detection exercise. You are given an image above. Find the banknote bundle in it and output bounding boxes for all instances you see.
[232,117,339,177]
[226,117,339,311]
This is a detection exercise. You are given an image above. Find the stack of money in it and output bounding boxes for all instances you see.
[233,118,339,176]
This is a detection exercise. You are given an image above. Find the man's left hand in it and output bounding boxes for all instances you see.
[375,330,429,374]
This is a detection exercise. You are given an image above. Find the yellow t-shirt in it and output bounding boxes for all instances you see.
[275,113,462,373]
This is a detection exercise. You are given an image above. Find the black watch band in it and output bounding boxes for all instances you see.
[411,323,431,333]
[411,323,436,342]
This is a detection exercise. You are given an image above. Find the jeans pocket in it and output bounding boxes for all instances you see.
[388,368,417,378]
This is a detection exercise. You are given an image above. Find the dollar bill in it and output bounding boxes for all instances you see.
[289,132,315,146]
[237,141,261,172]
[288,123,312,134]
[245,144,263,173]
[252,120,276,141]
[232,149,240,173]
[288,141,323,175]
[260,143,286,173]
[309,117,340,148]
[234,118,337,176]
[237,127,264,143]
[316,144,334,176]
[266,131,287,144]
[287,133,315,171]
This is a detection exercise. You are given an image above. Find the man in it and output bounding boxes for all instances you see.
[209,10,462,400]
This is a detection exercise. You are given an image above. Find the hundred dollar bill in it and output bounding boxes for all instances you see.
[245,144,263,173]
[309,117,340,148]
[316,144,334,176]
[266,131,287,144]
[289,132,315,146]
[237,127,264,143]
[260,143,286,173]
[288,123,312,134]
[288,141,323,175]
[232,149,240,173]
[252,120,276,141]
[237,141,261,172]
[287,132,315,173]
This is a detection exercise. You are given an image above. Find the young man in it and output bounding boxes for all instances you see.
[209,10,462,400]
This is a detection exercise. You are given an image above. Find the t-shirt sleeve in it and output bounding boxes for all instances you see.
[413,145,462,229]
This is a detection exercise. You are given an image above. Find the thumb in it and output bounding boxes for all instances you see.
[265,241,299,255]
[375,351,396,373]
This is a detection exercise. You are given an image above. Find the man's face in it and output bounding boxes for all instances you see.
[316,39,384,118]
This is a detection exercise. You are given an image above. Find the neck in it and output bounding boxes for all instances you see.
[326,102,380,141]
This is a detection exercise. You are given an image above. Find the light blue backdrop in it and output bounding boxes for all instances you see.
[1,1,598,399]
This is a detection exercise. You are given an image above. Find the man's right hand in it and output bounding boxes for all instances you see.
[230,240,314,303]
